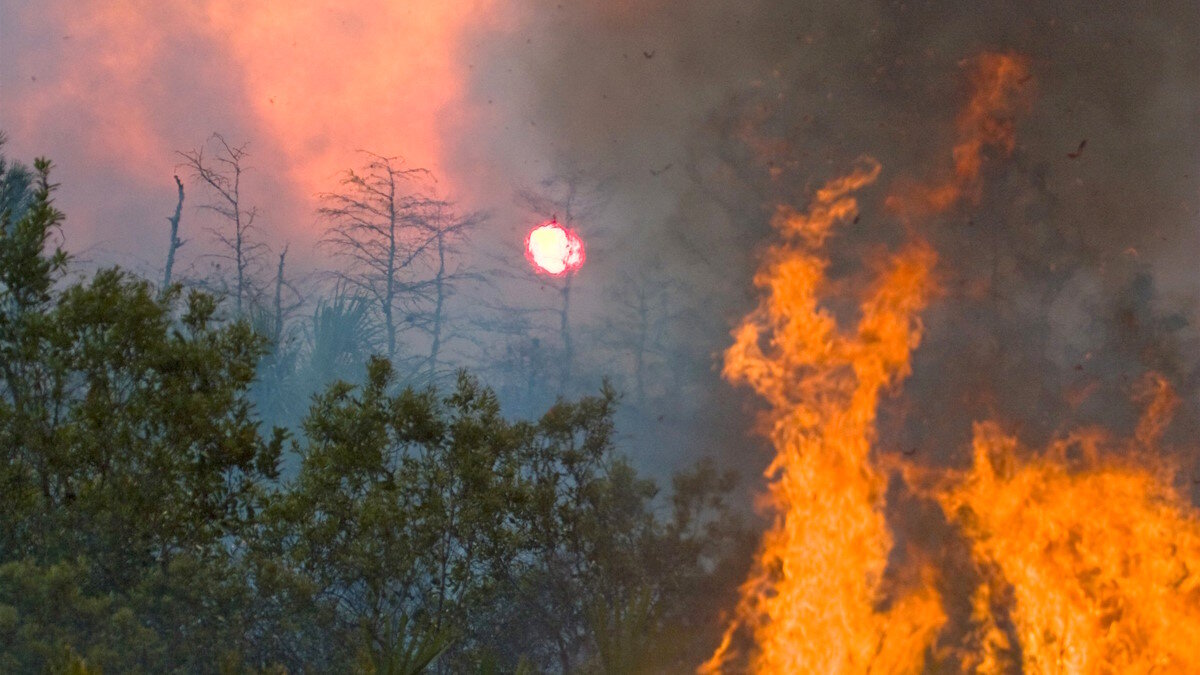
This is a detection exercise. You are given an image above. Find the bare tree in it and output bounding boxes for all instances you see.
[599,271,682,409]
[319,152,432,362]
[515,169,610,393]
[270,245,303,346]
[178,134,267,316]
[162,175,185,291]
[250,244,307,427]
[412,200,484,384]
[472,307,557,414]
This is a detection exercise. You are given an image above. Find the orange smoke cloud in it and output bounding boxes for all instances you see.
[10,3,195,177]
[6,0,493,243]
[203,1,493,195]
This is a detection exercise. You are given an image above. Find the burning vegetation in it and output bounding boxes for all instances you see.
[702,53,1200,673]
[3,1,1199,671]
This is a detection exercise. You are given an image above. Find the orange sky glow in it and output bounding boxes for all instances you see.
[3,1,497,251]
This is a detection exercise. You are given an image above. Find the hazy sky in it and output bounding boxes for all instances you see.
[4,1,1196,279]
[1,2,492,266]
[3,0,1199,478]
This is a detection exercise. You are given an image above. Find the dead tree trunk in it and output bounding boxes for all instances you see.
[178,134,264,317]
[162,175,185,290]
[384,170,398,361]
[273,245,289,345]
[560,273,573,393]
[427,224,447,384]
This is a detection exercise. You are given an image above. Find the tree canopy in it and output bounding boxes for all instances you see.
[0,149,752,673]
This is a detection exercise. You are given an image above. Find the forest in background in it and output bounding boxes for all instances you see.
[4,3,1198,672]
[0,137,756,673]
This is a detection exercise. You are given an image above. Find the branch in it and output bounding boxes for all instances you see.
[163,174,185,290]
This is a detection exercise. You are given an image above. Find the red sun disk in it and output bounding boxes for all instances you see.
[525,220,586,276]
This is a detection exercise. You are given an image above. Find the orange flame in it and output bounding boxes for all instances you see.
[708,49,1200,674]
[886,53,1032,217]
[938,411,1200,672]
[702,156,944,673]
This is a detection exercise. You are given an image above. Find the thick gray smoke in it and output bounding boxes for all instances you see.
[448,4,1199,659]
[449,0,1200,481]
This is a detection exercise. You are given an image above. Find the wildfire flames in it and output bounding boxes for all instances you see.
[525,219,586,276]
[703,52,1200,673]
[938,414,1200,672]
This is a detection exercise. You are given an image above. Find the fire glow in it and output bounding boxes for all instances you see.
[525,220,585,276]
[702,52,1200,673]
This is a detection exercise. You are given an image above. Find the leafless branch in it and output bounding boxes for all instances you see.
[177,133,268,316]
[318,151,485,383]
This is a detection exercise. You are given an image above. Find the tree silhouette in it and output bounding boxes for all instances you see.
[319,152,432,362]
[178,133,268,316]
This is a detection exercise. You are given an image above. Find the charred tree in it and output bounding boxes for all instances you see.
[271,244,303,346]
[162,175,185,291]
[413,200,483,385]
[319,152,432,363]
[178,134,267,316]
[602,270,681,409]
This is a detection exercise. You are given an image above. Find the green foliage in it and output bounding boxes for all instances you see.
[0,156,67,312]
[0,146,752,673]
[245,366,750,672]
[249,285,382,432]
[0,132,36,230]
[57,644,105,675]
[0,154,283,672]
[251,361,530,669]
[586,587,659,674]
[357,615,453,675]
[307,287,384,388]
[0,559,155,673]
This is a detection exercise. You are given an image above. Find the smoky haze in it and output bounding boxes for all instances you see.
[2,0,1199,483]
[451,0,1200,479]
